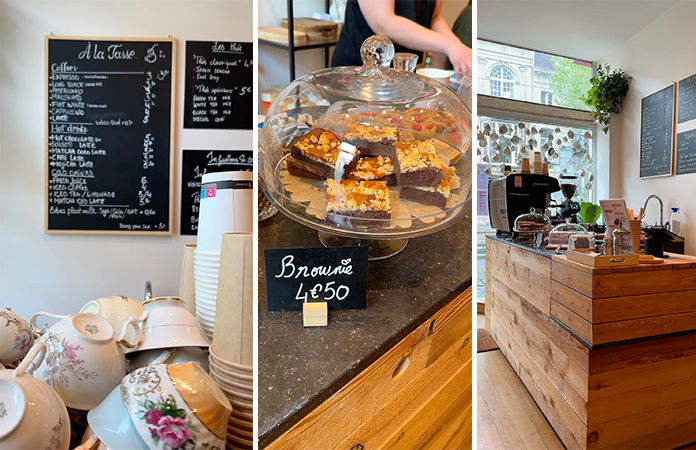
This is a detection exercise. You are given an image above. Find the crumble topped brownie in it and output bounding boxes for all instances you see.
[325,179,391,228]
[289,128,360,179]
[343,123,398,157]
[345,155,397,186]
[400,166,453,209]
[394,139,446,187]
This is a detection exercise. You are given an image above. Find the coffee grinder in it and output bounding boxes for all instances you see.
[555,175,581,222]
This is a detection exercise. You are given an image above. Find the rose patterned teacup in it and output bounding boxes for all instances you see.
[0,307,35,367]
[0,342,71,449]
[121,362,231,449]
[30,312,140,410]
[80,295,148,353]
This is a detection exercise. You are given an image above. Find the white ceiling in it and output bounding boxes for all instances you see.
[477,0,679,61]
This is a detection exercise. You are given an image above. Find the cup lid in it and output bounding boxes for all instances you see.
[71,313,113,342]
[0,379,26,438]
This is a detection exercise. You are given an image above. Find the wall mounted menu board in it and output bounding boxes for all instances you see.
[183,41,252,129]
[46,36,176,234]
[676,130,696,175]
[180,149,253,235]
[678,73,696,124]
[640,84,675,178]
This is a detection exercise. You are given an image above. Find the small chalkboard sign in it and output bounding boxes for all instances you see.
[640,84,675,178]
[46,36,176,234]
[678,73,696,124]
[264,247,369,312]
[180,150,253,235]
[184,41,252,129]
[676,129,696,175]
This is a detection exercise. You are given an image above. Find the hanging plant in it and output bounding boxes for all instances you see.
[580,64,631,134]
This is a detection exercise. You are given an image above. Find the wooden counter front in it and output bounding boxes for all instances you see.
[486,236,696,449]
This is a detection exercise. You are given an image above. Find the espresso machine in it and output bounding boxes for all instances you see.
[488,173,561,234]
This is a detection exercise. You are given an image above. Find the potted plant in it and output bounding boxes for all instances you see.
[581,64,631,133]
[578,202,602,231]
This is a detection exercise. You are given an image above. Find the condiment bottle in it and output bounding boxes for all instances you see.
[603,230,614,256]
[613,219,631,255]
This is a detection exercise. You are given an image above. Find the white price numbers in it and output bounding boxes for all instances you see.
[295,281,349,302]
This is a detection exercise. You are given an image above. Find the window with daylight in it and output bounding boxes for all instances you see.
[478,39,593,110]
[489,66,515,98]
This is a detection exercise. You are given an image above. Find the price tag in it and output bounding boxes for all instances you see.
[264,246,368,312]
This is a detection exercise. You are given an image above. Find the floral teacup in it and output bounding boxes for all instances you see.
[121,362,231,449]
[30,311,140,410]
[80,295,148,353]
[0,307,35,367]
[0,342,71,449]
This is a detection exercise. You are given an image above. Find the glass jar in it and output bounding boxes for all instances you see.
[548,219,587,246]
[613,219,632,255]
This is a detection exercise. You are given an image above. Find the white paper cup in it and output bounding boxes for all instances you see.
[197,172,253,254]
[416,67,452,86]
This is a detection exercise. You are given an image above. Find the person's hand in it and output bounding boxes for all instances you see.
[446,39,472,82]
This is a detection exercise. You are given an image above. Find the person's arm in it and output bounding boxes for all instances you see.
[429,0,472,78]
[357,0,471,77]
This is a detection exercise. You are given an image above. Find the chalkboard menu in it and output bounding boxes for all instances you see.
[46,37,175,234]
[676,130,696,175]
[183,41,252,129]
[678,73,696,124]
[180,149,253,235]
[264,246,369,312]
[640,84,675,178]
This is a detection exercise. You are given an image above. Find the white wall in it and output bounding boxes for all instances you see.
[0,0,253,318]
[601,1,696,254]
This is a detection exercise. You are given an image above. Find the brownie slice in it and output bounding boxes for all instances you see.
[343,123,398,157]
[400,167,453,208]
[289,128,360,179]
[325,180,391,229]
[394,139,445,187]
[285,156,322,180]
[345,155,397,186]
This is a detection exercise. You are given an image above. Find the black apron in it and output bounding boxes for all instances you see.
[331,0,435,67]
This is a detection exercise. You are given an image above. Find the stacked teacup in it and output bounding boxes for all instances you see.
[208,344,253,449]
[194,171,253,338]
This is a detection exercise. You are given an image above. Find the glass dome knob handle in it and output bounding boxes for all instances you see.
[360,35,395,69]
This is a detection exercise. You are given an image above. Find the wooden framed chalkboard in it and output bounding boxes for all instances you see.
[678,73,696,124]
[46,36,176,234]
[180,149,253,235]
[676,129,696,175]
[640,84,675,179]
[183,41,252,129]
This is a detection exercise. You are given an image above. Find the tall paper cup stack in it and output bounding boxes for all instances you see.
[194,171,253,338]
[629,219,642,253]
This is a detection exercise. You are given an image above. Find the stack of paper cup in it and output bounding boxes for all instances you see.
[194,171,253,338]
[209,344,253,449]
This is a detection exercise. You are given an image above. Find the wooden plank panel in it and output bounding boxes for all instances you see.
[551,300,593,344]
[551,279,593,322]
[477,386,506,450]
[593,289,696,323]
[593,268,696,298]
[551,258,595,297]
[594,310,696,344]
[588,398,696,449]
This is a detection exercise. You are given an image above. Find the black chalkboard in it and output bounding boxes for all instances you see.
[640,84,675,178]
[676,130,696,175]
[678,73,696,124]
[183,41,252,129]
[46,37,175,234]
[264,247,369,312]
[180,150,253,235]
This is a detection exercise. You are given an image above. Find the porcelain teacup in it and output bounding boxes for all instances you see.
[138,297,210,351]
[0,342,71,449]
[0,307,35,367]
[80,295,148,353]
[30,311,140,410]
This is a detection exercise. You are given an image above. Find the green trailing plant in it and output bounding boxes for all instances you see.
[580,64,631,133]
[579,202,602,224]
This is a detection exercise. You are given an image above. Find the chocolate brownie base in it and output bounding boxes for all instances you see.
[285,156,322,180]
[395,166,444,187]
[326,210,391,229]
[399,187,447,208]
[344,138,395,158]
[289,128,360,179]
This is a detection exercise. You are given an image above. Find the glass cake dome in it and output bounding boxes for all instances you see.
[259,35,472,259]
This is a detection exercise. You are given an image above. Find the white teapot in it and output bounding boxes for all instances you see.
[30,311,140,410]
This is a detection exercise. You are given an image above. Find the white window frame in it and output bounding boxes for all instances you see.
[489,65,515,99]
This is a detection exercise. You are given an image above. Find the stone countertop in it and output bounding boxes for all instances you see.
[486,233,558,258]
[258,213,472,446]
